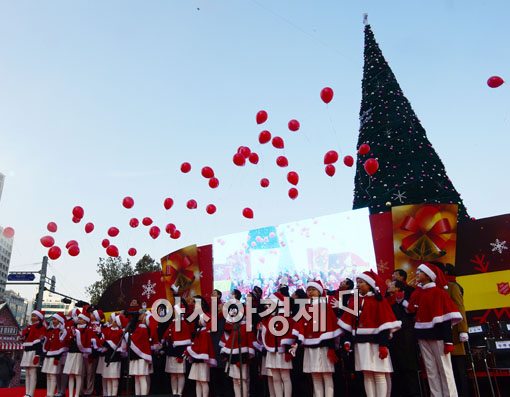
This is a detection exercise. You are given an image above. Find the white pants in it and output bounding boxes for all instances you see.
[418,340,458,397]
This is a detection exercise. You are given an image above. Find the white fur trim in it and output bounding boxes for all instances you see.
[357,273,378,291]
[53,313,65,324]
[124,334,152,362]
[301,328,342,346]
[32,310,44,320]
[414,312,463,329]
[353,320,402,335]
[173,339,192,347]
[75,329,92,354]
[338,319,353,333]
[418,264,436,282]
[78,313,90,322]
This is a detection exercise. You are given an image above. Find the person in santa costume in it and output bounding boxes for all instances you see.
[186,310,217,397]
[55,308,81,397]
[399,262,463,397]
[103,313,127,397]
[42,312,69,397]
[162,289,192,397]
[293,279,341,397]
[20,309,46,397]
[220,299,256,397]
[90,309,107,397]
[339,270,401,397]
[125,311,152,396]
[63,311,93,397]
[260,291,296,397]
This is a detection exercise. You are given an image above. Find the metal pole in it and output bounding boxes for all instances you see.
[36,256,48,310]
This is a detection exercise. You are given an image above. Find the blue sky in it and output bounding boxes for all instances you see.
[0,0,509,301]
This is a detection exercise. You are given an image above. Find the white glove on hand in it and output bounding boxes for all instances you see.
[459,332,469,342]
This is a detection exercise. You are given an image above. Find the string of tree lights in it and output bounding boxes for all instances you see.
[353,22,470,221]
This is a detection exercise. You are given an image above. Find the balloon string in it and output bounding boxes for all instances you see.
[326,107,342,156]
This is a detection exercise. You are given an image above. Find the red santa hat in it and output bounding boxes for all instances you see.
[417,263,448,289]
[92,309,105,323]
[52,312,65,324]
[306,279,324,296]
[78,312,91,322]
[357,270,387,296]
[115,313,129,328]
[67,308,81,319]
[32,310,45,321]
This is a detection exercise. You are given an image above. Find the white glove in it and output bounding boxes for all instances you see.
[288,344,298,357]
[459,332,469,342]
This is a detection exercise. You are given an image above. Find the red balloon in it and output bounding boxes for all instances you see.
[233,153,246,166]
[129,218,139,228]
[243,207,254,219]
[256,110,268,124]
[343,155,354,167]
[260,178,270,188]
[163,197,174,210]
[108,227,119,237]
[276,156,289,167]
[180,162,192,173]
[165,223,176,234]
[258,130,272,144]
[72,216,81,224]
[149,226,161,239]
[84,222,94,234]
[288,119,300,132]
[363,158,379,176]
[101,239,110,248]
[106,245,119,257]
[208,177,220,189]
[171,230,181,239]
[48,246,62,260]
[122,196,134,209]
[323,150,339,164]
[201,166,215,178]
[248,152,259,164]
[187,199,198,210]
[40,235,55,248]
[142,217,153,226]
[206,204,217,214]
[66,240,78,249]
[238,146,251,158]
[72,206,84,219]
[47,222,58,233]
[358,143,371,155]
[288,188,299,200]
[287,171,299,185]
[272,136,284,149]
[325,164,336,177]
[487,76,504,88]
[68,245,80,257]
[320,87,334,104]
[128,248,137,256]
[2,227,14,238]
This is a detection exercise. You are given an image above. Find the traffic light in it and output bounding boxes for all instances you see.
[61,297,72,304]
[50,276,56,292]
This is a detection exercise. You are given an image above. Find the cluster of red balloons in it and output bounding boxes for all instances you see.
[71,206,84,224]
[357,143,379,176]
[233,146,259,167]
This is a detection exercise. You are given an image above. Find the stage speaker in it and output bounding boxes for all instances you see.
[497,321,510,338]
[468,323,490,348]
[487,338,510,368]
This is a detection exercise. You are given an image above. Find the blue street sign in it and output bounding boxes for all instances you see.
[7,273,35,282]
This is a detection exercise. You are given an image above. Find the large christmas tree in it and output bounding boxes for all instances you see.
[353,18,469,221]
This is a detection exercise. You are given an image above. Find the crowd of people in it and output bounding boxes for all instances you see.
[18,262,469,397]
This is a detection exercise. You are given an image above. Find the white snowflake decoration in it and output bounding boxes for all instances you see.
[391,190,407,203]
[490,239,508,254]
[142,280,157,299]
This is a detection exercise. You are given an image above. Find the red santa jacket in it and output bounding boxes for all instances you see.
[73,325,93,356]
[162,318,192,348]
[187,322,217,367]
[258,315,297,353]
[220,320,256,358]
[43,326,70,357]
[293,298,341,347]
[405,282,462,341]
[20,323,47,351]
[126,323,152,362]
[339,293,401,347]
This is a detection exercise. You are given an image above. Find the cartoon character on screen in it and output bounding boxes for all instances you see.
[20,310,47,397]
[293,279,341,397]
[339,270,401,397]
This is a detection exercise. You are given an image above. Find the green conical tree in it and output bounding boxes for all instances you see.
[353,19,469,221]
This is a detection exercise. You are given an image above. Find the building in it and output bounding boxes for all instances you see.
[40,290,75,318]
[0,302,23,386]
[0,226,14,294]
[0,289,28,326]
